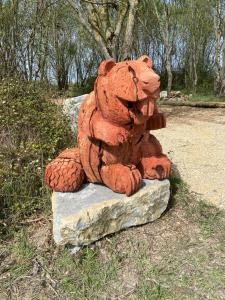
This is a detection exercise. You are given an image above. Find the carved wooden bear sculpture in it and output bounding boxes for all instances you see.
[45,56,171,196]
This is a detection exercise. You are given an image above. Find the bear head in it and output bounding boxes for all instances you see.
[95,55,160,126]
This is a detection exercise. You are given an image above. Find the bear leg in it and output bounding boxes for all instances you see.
[45,148,85,192]
[138,133,171,180]
[100,164,142,196]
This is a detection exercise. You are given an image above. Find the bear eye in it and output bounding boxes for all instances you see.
[128,66,135,76]
[128,66,138,84]
[127,102,134,109]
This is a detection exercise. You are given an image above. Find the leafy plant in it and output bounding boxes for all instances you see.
[0,78,74,232]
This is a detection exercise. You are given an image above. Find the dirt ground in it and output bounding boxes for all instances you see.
[1,177,225,300]
[155,106,225,209]
[1,106,225,299]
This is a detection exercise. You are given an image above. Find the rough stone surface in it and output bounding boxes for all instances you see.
[52,179,170,246]
[63,94,88,132]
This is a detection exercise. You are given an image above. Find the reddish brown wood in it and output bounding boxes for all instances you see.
[45,148,85,192]
[45,55,171,196]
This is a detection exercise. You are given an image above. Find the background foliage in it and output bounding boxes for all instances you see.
[0,78,74,234]
[0,0,225,96]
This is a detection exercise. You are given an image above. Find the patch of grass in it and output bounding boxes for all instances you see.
[55,247,119,299]
[11,232,34,261]
[134,251,176,299]
[1,263,30,294]
[192,201,225,238]
[169,175,183,187]
[9,263,31,282]
[190,93,225,102]
[135,282,175,300]
[1,175,225,299]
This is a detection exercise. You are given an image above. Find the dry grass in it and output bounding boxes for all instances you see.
[1,174,225,299]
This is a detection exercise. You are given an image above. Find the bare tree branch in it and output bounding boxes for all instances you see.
[81,0,119,6]
[121,0,139,60]
[67,0,111,58]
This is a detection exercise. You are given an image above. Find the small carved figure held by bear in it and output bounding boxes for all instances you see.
[45,56,171,196]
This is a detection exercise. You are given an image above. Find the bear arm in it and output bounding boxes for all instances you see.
[146,112,166,130]
[90,111,130,146]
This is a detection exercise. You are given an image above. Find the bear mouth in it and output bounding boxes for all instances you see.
[139,87,160,101]
[118,96,156,125]
[126,99,155,125]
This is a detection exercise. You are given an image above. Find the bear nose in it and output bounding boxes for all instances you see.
[141,73,160,85]
[141,75,160,93]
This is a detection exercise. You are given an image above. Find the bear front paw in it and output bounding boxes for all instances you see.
[101,164,142,196]
[138,155,171,180]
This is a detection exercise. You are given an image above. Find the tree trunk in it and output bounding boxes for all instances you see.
[152,0,173,95]
[214,0,222,95]
[67,0,139,61]
[67,0,112,59]
[192,49,198,93]
[219,39,225,96]
[121,0,139,60]
[165,48,172,96]
[57,71,69,91]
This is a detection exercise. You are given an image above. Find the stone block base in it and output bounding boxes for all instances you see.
[52,179,170,247]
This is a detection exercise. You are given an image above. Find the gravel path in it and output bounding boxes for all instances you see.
[154,106,225,209]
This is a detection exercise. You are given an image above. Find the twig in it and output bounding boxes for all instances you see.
[81,0,118,5]
[48,282,60,299]
[19,217,49,225]
[174,212,189,225]
[160,100,225,108]
[110,287,137,300]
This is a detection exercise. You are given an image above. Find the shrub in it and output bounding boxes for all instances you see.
[64,77,96,98]
[0,78,75,232]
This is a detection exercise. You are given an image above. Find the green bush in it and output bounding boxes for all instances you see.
[0,78,75,231]
[64,77,96,98]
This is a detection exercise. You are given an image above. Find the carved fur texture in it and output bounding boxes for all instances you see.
[45,56,171,196]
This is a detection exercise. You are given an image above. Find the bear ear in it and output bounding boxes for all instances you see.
[137,55,153,68]
[98,59,116,76]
